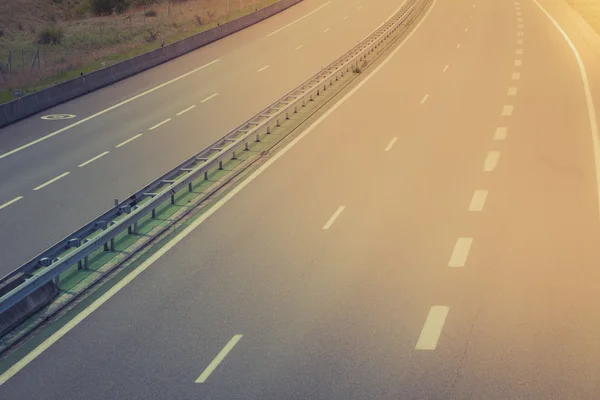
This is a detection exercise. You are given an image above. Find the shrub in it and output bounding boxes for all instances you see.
[73,1,90,18]
[37,26,64,44]
[90,0,130,15]
[145,9,157,17]
[144,28,158,42]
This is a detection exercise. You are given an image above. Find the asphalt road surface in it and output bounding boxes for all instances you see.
[0,0,403,275]
[3,0,600,398]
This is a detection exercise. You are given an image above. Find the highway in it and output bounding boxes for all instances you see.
[0,0,404,275]
[3,0,600,398]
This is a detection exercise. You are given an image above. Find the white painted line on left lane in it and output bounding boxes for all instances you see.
[448,238,473,267]
[516,49,524,54]
[514,60,522,66]
[176,105,196,116]
[295,44,304,50]
[201,93,219,103]
[323,206,345,230]
[512,72,521,80]
[416,306,449,350]
[0,0,439,384]
[385,137,398,151]
[517,38,523,45]
[78,151,110,168]
[195,335,243,383]
[116,133,143,148]
[508,87,518,96]
[421,94,430,104]
[484,151,501,171]
[0,58,221,161]
[0,196,23,211]
[267,1,331,36]
[494,127,508,140]
[502,105,514,116]
[33,172,70,191]
[443,64,449,72]
[258,65,270,73]
[469,190,488,211]
[148,118,172,131]
[456,43,461,49]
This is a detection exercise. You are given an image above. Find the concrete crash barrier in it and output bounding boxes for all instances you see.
[0,0,303,129]
[0,275,58,337]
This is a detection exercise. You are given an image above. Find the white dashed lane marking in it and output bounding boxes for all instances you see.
[33,172,70,191]
[116,133,143,148]
[78,151,110,168]
[0,196,23,211]
[469,190,488,211]
[494,127,508,140]
[484,151,501,171]
[416,306,450,350]
[448,238,473,267]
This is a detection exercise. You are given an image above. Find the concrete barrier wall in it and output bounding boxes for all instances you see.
[0,0,303,128]
[0,278,58,337]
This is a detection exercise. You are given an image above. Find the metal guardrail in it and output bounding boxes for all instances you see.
[0,0,424,315]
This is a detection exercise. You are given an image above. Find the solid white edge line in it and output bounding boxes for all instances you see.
[448,238,473,267]
[323,206,346,230]
[77,151,110,168]
[258,65,270,72]
[415,306,449,350]
[195,335,243,383]
[531,0,600,219]
[176,105,196,116]
[32,172,70,191]
[116,133,143,148]
[295,44,304,50]
[267,1,332,36]
[484,151,501,171]
[148,118,172,131]
[0,0,437,385]
[468,190,488,211]
[0,196,24,211]
[0,59,220,161]
[385,137,398,151]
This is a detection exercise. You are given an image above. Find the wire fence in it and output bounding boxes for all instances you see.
[0,0,267,94]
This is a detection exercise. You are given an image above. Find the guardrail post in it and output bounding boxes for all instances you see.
[152,209,156,218]
[232,150,237,160]
[170,192,175,205]
[310,94,314,102]
[294,105,298,114]
[219,160,223,170]
[204,171,208,180]
[188,182,193,192]
[84,256,88,270]
[302,99,306,107]
[316,90,320,96]
[54,275,60,287]
[245,141,249,151]
[110,238,115,251]
[256,133,261,142]
[133,221,138,234]
[267,125,271,134]
[286,112,289,120]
